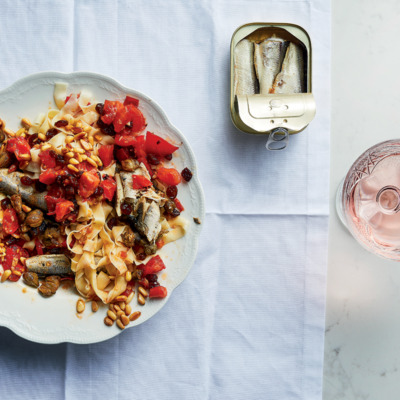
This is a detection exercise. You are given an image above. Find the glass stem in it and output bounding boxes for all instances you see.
[376,186,400,214]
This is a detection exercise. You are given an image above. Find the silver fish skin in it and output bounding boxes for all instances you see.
[25,255,72,275]
[135,199,161,243]
[272,42,305,94]
[234,39,258,95]
[0,169,48,211]
[254,38,287,94]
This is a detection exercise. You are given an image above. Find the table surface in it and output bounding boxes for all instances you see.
[324,0,400,398]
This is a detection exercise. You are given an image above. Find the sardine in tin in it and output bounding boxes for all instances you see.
[230,23,316,150]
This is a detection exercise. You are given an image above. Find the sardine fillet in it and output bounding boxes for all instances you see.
[254,38,287,94]
[271,42,305,94]
[26,255,72,275]
[234,39,258,95]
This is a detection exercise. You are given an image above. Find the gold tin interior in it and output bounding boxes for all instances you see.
[230,23,315,136]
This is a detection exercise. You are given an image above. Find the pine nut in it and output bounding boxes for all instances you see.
[4,128,15,137]
[125,271,132,282]
[125,304,132,316]
[19,257,27,266]
[67,164,79,173]
[1,270,11,282]
[117,310,124,318]
[138,286,148,297]
[76,154,83,163]
[41,143,52,151]
[116,295,127,302]
[126,292,134,304]
[83,126,91,133]
[74,147,85,154]
[75,121,82,128]
[119,302,126,311]
[86,157,97,168]
[69,158,79,165]
[88,136,94,146]
[107,310,117,321]
[74,132,86,140]
[113,304,121,312]
[109,304,115,312]
[91,301,99,312]
[66,125,73,131]
[129,311,141,321]
[65,136,74,144]
[76,299,85,313]
[120,314,130,326]
[21,205,31,213]
[21,118,32,128]
[116,319,125,330]
[15,128,26,137]
[81,154,87,161]
[38,133,46,141]
[80,139,92,151]
[104,317,114,326]
[18,153,31,160]
[138,293,146,305]
[66,152,75,158]
[94,134,103,142]
[13,271,21,277]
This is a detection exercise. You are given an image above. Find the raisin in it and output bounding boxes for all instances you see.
[136,252,146,261]
[107,217,117,230]
[171,208,181,217]
[20,176,34,186]
[164,154,173,161]
[56,154,66,166]
[93,186,104,197]
[54,120,68,128]
[121,202,132,215]
[35,180,47,193]
[95,103,104,115]
[46,128,59,140]
[65,186,75,199]
[181,167,193,182]
[147,153,160,165]
[166,186,178,199]
[1,198,11,210]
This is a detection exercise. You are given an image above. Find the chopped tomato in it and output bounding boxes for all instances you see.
[149,286,168,298]
[101,100,121,125]
[3,245,26,282]
[124,96,139,107]
[39,169,57,185]
[174,198,184,212]
[77,160,96,172]
[134,135,146,158]
[156,239,165,249]
[115,133,137,147]
[3,208,19,235]
[156,167,181,186]
[113,103,132,133]
[122,104,146,134]
[100,176,116,201]
[39,150,56,169]
[45,184,65,214]
[140,255,166,276]
[35,238,44,255]
[55,200,74,222]
[98,144,114,168]
[78,170,100,198]
[146,132,179,156]
[116,147,130,161]
[7,137,31,161]
[131,175,152,189]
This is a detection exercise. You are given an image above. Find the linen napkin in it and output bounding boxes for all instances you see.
[0,0,330,399]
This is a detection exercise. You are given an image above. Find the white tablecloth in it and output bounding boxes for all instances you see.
[0,1,330,399]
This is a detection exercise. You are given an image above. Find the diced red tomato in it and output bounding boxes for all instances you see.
[100,176,116,201]
[124,96,139,107]
[134,135,146,158]
[38,149,56,169]
[149,286,168,298]
[3,208,19,235]
[35,238,44,255]
[156,167,181,186]
[145,132,179,156]
[54,200,74,222]
[131,175,152,189]
[98,144,114,168]
[7,137,31,161]
[113,103,132,133]
[116,147,130,161]
[115,134,137,147]
[45,184,65,214]
[77,161,96,172]
[140,255,166,276]
[122,104,146,134]
[156,239,165,249]
[174,198,184,212]
[78,170,100,198]
[3,245,27,282]
[39,169,57,185]
[101,100,121,124]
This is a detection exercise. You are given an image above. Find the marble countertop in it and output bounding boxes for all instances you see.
[324,0,400,398]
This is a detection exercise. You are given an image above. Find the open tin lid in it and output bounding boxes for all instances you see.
[230,23,316,151]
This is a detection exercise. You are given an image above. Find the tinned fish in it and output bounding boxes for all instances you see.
[25,255,72,275]
[254,37,287,94]
[234,39,258,96]
[135,198,161,243]
[0,169,47,211]
[271,42,305,94]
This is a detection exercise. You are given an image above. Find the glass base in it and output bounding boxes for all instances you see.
[335,177,348,229]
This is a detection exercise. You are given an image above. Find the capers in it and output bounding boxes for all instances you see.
[23,272,39,288]
[25,209,44,228]
[38,275,61,297]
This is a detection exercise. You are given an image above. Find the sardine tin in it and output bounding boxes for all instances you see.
[230,23,316,149]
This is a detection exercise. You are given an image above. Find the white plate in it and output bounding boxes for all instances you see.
[0,72,205,344]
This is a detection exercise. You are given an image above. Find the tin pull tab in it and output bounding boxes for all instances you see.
[266,127,289,151]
